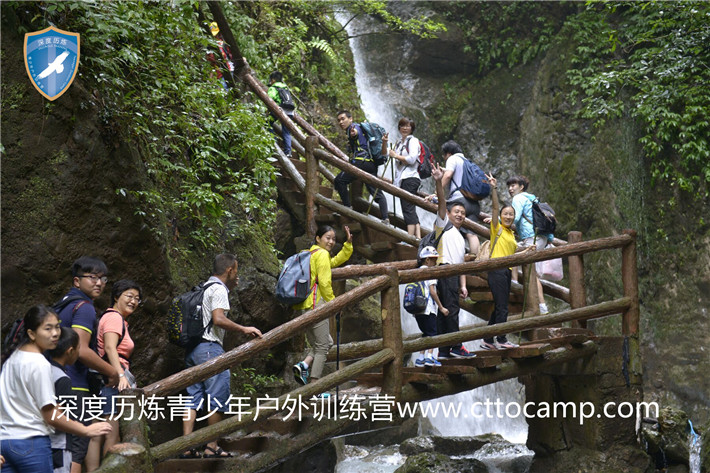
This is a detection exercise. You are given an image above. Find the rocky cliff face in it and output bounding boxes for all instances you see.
[348,5,710,427]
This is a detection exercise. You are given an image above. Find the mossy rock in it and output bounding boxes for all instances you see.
[394,451,487,473]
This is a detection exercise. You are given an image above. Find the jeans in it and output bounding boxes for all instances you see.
[281,114,293,156]
[185,341,230,412]
[1,436,53,473]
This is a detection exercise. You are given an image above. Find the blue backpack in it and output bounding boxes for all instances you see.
[403,282,428,315]
[452,157,490,201]
[275,249,319,305]
[359,122,387,166]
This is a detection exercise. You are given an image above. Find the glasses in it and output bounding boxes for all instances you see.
[122,294,142,304]
[79,274,108,284]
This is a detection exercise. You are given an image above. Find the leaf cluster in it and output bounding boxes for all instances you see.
[566,2,710,199]
[27,1,278,251]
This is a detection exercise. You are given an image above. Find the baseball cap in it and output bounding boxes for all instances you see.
[419,246,439,259]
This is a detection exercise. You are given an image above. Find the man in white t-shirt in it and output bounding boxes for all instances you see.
[431,163,476,359]
[437,140,481,256]
[181,254,262,459]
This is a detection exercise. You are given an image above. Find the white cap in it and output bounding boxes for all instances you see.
[419,246,439,259]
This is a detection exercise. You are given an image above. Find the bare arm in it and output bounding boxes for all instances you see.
[485,173,500,220]
[103,331,130,391]
[212,308,262,338]
[441,170,454,197]
[432,163,447,220]
[75,328,119,388]
[41,404,112,437]
[429,284,449,316]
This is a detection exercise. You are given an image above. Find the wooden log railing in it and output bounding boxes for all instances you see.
[97,5,640,471]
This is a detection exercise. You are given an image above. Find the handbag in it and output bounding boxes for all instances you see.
[536,256,564,281]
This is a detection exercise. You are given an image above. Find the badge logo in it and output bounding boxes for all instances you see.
[24,26,80,101]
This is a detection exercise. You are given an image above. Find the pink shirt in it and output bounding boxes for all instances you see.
[97,309,134,369]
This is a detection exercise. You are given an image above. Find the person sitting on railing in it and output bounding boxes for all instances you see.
[431,163,476,359]
[181,254,262,459]
[413,246,446,367]
[426,140,481,256]
[480,174,535,350]
[333,110,389,224]
[507,175,553,315]
[388,117,422,238]
[292,225,353,395]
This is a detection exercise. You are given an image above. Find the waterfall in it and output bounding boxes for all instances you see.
[689,420,702,473]
[336,12,529,445]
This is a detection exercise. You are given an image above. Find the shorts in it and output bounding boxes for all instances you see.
[518,236,548,251]
[185,341,230,412]
[68,390,91,465]
[414,312,437,337]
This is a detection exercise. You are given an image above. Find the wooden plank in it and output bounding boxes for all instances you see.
[506,343,553,358]
[371,241,394,251]
[403,372,449,385]
[439,355,503,369]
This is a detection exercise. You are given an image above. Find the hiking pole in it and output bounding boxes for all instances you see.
[335,311,341,406]
[366,154,392,219]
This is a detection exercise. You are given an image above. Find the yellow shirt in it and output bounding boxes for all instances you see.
[490,219,517,259]
[292,242,353,310]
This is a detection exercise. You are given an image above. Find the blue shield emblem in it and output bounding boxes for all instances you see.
[24,26,80,101]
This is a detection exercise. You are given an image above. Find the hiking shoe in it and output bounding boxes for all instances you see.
[315,392,331,399]
[497,340,519,349]
[480,341,498,350]
[425,357,442,367]
[450,346,476,358]
[293,362,309,385]
[414,358,427,367]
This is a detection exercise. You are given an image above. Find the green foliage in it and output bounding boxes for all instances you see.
[566,2,710,199]
[32,1,278,251]
[440,2,566,73]
[343,1,446,39]
[231,366,280,398]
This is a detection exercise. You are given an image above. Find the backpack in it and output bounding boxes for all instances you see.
[275,249,319,305]
[167,282,219,350]
[403,282,428,315]
[451,156,490,201]
[522,195,557,235]
[406,138,435,179]
[359,122,387,166]
[275,86,295,112]
[417,222,453,266]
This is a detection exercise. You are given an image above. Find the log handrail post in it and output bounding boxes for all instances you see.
[95,388,152,472]
[305,136,319,238]
[568,231,587,328]
[381,267,403,399]
[523,263,540,317]
[621,229,640,336]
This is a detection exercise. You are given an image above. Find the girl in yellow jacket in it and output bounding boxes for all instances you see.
[293,225,352,385]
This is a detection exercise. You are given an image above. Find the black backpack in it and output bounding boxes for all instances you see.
[523,195,557,235]
[359,122,387,166]
[417,221,453,265]
[167,282,218,350]
[275,86,295,112]
[406,137,435,179]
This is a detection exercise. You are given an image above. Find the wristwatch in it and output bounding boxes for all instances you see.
[118,373,125,378]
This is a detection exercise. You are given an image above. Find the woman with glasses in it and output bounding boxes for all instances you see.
[86,279,142,470]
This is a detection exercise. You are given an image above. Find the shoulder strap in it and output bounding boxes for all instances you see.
[489,226,504,255]
[521,194,537,225]
[433,221,454,250]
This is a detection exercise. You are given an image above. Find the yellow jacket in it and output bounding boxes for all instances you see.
[292,242,353,310]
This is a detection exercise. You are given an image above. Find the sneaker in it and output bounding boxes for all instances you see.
[315,392,331,399]
[293,362,309,385]
[539,303,549,315]
[381,218,390,226]
[414,358,426,367]
[497,340,519,349]
[425,357,442,367]
[450,346,476,358]
[480,341,498,350]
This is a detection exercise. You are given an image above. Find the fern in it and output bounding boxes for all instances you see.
[307,37,337,62]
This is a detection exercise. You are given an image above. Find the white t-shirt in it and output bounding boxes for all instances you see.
[0,350,56,439]
[394,136,421,186]
[418,265,439,315]
[201,276,230,344]
[444,153,466,201]
[434,214,466,265]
